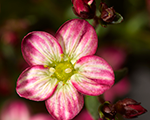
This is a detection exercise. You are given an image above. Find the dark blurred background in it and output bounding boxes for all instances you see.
[0,0,150,119]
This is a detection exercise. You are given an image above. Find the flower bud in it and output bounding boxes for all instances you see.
[114,98,147,118]
[99,2,116,23]
[99,101,116,120]
[72,0,96,19]
[99,2,123,27]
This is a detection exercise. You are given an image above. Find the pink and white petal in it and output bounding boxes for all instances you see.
[22,31,63,66]
[74,55,114,86]
[71,74,111,96]
[30,114,54,120]
[0,100,30,120]
[55,19,98,64]
[45,81,84,120]
[16,65,58,101]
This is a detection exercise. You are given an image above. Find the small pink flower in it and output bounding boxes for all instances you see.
[96,46,126,70]
[0,72,12,96]
[73,108,102,120]
[30,114,54,120]
[16,19,114,120]
[104,77,130,102]
[0,100,53,120]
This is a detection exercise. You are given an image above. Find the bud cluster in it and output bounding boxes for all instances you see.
[71,0,96,19]
[99,98,147,120]
[71,0,123,27]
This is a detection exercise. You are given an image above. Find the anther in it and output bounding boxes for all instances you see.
[65,68,72,73]
[49,67,56,73]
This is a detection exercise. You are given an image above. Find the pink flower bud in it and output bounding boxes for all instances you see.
[72,0,96,19]
[114,98,147,118]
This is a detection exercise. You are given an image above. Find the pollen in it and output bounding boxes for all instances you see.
[54,61,74,82]
[65,68,72,73]
[88,0,93,6]
[49,67,56,73]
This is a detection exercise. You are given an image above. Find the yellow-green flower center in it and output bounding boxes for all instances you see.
[49,61,74,83]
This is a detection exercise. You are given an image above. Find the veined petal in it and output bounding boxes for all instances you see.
[55,19,98,64]
[71,74,111,96]
[16,65,58,101]
[74,55,114,86]
[22,31,63,66]
[71,55,115,96]
[45,81,84,120]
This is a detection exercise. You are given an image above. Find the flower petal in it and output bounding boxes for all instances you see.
[55,19,98,64]
[71,74,111,96]
[22,31,63,66]
[74,55,114,86]
[45,81,84,120]
[16,65,58,101]
[71,55,114,96]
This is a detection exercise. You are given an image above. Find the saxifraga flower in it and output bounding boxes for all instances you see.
[16,19,114,120]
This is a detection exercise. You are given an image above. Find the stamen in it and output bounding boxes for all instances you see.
[88,0,93,5]
[65,68,72,73]
[49,67,56,73]
[61,54,64,61]
[44,65,48,68]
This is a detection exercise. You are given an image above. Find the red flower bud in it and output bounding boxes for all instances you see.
[99,101,116,120]
[72,0,96,19]
[114,98,147,118]
[99,2,116,23]
[101,102,116,119]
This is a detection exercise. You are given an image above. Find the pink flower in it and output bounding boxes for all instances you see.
[0,100,53,120]
[16,19,114,120]
[104,77,130,102]
[96,46,126,70]
[0,72,13,96]
[73,108,102,120]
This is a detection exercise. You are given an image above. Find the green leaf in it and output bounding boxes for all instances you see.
[114,67,128,84]
[85,95,101,120]
[99,19,108,27]
[112,12,124,24]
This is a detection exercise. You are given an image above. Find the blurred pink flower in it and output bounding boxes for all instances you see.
[96,46,126,70]
[146,0,150,14]
[73,108,102,120]
[1,31,19,45]
[0,73,12,96]
[96,45,130,102]
[0,18,30,46]
[104,77,130,102]
[16,19,114,120]
[0,100,53,120]
[30,114,54,120]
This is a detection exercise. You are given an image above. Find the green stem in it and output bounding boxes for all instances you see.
[98,94,105,104]
[92,16,100,29]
